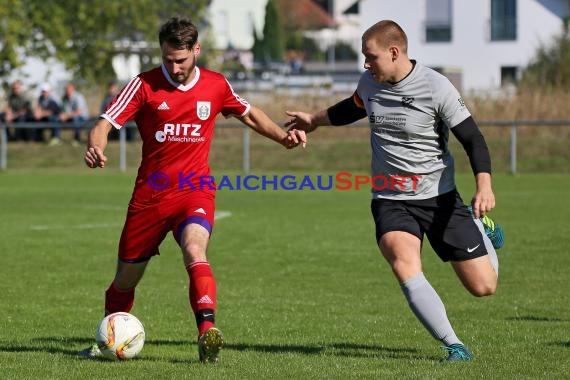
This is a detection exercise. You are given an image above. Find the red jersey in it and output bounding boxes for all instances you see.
[102,66,250,203]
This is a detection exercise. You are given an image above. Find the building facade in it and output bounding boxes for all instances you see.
[360,0,569,92]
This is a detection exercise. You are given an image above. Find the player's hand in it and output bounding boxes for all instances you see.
[471,173,495,218]
[284,111,318,133]
[281,128,307,149]
[471,189,495,218]
[84,146,108,169]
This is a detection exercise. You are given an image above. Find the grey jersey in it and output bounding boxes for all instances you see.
[355,61,471,200]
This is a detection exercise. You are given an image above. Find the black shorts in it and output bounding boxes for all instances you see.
[370,189,487,262]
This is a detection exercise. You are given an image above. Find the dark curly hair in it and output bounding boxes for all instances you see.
[158,17,199,50]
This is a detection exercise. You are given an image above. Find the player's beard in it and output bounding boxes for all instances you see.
[169,64,196,85]
[170,70,189,84]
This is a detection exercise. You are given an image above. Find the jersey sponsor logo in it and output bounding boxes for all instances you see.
[194,208,207,215]
[157,101,170,110]
[458,97,466,107]
[154,123,205,143]
[369,112,406,128]
[370,113,384,124]
[155,131,167,142]
[197,101,211,120]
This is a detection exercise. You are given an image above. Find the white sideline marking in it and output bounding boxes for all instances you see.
[214,210,232,221]
[29,210,232,230]
[78,205,124,211]
[30,223,122,231]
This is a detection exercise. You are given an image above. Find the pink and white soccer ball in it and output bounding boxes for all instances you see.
[95,312,145,360]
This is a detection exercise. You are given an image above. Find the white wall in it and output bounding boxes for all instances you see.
[208,0,362,54]
[360,0,568,92]
[208,0,268,50]
[6,56,71,94]
[333,0,361,51]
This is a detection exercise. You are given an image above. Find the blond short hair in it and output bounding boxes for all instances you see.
[362,20,408,54]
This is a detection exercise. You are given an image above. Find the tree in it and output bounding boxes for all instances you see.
[285,31,324,61]
[520,2,570,89]
[520,30,570,89]
[251,24,265,63]
[254,0,285,63]
[334,41,358,61]
[0,0,210,84]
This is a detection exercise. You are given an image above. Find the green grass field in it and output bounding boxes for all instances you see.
[0,169,569,379]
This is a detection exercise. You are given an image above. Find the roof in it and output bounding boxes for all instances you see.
[343,0,359,14]
[276,0,336,30]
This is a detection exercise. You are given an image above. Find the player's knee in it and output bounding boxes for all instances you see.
[468,280,497,297]
[390,259,422,282]
[181,241,207,260]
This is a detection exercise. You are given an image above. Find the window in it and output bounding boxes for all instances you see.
[491,0,517,41]
[501,66,518,86]
[426,0,452,42]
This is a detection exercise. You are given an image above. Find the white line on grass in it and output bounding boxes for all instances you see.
[214,210,232,221]
[30,222,122,230]
[30,210,233,230]
[77,204,125,211]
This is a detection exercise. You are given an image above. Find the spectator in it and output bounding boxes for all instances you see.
[33,83,62,146]
[59,82,89,146]
[4,80,34,141]
[287,51,305,74]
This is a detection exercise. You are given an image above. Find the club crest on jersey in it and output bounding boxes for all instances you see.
[401,96,414,108]
[197,101,211,120]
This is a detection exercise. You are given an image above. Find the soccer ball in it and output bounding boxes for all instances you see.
[95,312,145,360]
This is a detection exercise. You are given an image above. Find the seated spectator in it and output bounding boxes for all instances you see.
[101,80,124,141]
[59,82,89,146]
[4,80,34,141]
[33,83,62,146]
[100,80,119,113]
[101,80,136,142]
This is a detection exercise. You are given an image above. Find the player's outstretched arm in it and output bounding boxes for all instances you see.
[238,106,307,149]
[84,118,113,169]
[284,109,328,133]
[285,96,367,132]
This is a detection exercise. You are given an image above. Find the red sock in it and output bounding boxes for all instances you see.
[186,261,216,336]
[104,282,135,315]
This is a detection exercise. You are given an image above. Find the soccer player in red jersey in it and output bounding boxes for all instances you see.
[80,17,306,362]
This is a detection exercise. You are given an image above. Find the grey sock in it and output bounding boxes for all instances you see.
[401,273,462,346]
[474,218,499,276]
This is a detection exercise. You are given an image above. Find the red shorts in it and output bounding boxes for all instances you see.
[118,190,215,263]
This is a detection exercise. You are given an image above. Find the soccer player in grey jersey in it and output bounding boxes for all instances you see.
[285,20,504,362]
